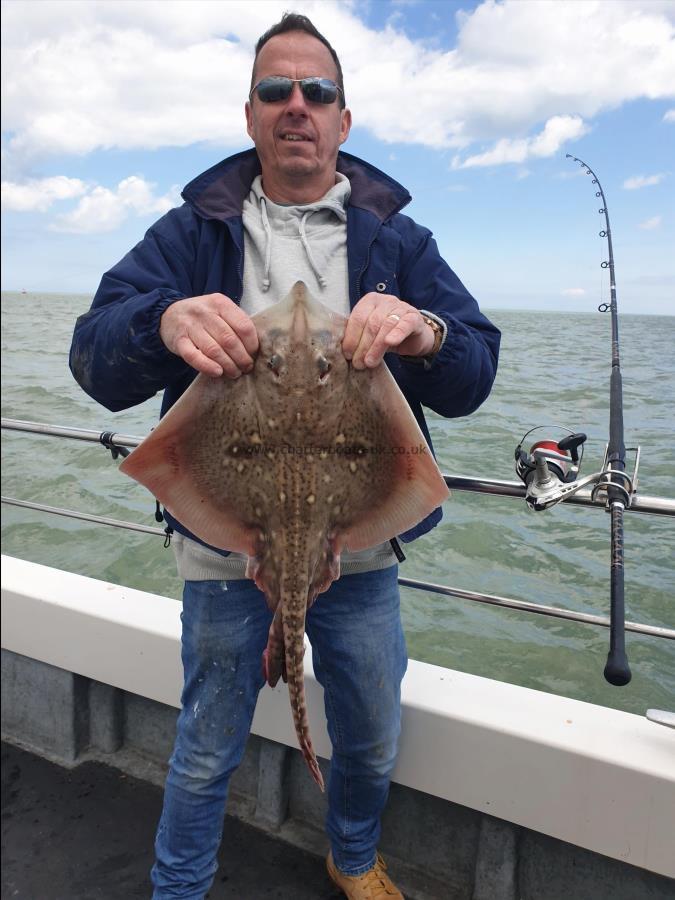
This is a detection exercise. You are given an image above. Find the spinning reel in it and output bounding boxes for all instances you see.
[515,426,587,510]
[515,425,639,512]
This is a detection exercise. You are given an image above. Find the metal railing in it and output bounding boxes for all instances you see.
[4,417,674,516]
[2,416,674,642]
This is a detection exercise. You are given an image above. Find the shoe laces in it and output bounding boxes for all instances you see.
[358,854,396,897]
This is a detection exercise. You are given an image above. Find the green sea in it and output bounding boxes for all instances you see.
[1,291,673,716]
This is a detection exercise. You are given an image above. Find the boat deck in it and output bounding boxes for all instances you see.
[1,742,344,899]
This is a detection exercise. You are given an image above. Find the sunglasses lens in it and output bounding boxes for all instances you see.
[254,77,340,104]
[301,78,339,104]
[256,78,293,102]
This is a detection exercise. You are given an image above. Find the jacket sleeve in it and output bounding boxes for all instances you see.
[391,218,501,419]
[69,207,197,412]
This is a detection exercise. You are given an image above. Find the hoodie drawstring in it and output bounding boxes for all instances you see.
[260,197,273,292]
[254,179,349,293]
[299,210,327,289]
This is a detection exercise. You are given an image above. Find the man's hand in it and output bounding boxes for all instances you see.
[159,294,259,378]
[342,292,436,369]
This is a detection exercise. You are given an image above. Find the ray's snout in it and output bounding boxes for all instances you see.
[288,281,315,347]
[290,297,310,345]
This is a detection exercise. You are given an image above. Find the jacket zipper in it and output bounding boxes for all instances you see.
[229,221,244,303]
[235,253,243,304]
[355,229,379,303]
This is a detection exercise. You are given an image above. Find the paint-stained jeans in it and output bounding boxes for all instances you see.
[151,565,406,899]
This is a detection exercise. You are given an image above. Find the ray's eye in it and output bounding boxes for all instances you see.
[317,355,331,379]
[268,353,283,375]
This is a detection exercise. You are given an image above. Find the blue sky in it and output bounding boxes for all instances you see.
[2,0,674,314]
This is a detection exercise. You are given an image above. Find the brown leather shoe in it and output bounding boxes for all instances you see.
[326,851,404,899]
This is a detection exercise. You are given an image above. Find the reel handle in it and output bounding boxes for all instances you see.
[558,432,587,463]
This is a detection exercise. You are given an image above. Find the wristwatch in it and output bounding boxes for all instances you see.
[400,312,446,366]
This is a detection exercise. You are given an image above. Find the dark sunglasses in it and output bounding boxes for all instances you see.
[250,76,343,105]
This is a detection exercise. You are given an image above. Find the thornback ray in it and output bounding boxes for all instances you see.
[120,281,450,789]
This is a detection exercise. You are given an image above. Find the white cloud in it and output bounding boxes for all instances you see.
[1,176,87,211]
[623,173,666,189]
[664,109,675,122]
[453,115,587,168]
[1,0,674,167]
[116,176,181,215]
[561,288,586,297]
[638,215,662,230]
[52,176,180,233]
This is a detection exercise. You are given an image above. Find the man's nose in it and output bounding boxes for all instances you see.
[284,82,309,114]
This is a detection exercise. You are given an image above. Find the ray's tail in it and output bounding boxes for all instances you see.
[269,584,323,792]
[283,627,324,792]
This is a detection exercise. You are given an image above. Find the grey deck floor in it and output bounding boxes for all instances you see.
[1,742,342,899]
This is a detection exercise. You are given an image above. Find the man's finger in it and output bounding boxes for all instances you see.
[364,313,418,367]
[213,298,260,357]
[205,315,255,372]
[342,294,381,359]
[349,310,388,369]
[341,313,368,360]
[174,334,225,378]
[173,327,243,379]
[351,307,417,369]
[186,325,236,373]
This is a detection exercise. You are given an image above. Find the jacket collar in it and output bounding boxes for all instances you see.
[181,148,411,224]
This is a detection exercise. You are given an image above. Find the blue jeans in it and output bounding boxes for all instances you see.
[151,565,406,899]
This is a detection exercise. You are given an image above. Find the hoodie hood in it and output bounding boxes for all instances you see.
[181,148,411,224]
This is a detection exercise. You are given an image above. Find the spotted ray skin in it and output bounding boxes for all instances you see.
[120,282,450,789]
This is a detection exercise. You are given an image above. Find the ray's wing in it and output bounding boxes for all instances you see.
[335,363,450,552]
[120,373,264,555]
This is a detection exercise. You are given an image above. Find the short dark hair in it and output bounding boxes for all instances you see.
[251,13,346,108]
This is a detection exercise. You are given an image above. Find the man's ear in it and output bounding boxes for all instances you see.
[339,108,352,145]
[245,101,254,140]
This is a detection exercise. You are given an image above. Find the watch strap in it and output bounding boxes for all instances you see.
[400,310,447,367]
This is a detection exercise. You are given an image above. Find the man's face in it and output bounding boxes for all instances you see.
[245,31,352,200]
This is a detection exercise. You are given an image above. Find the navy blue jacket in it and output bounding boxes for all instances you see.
[70,149,500,546]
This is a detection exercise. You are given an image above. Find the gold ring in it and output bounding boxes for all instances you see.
[387,314,401,322]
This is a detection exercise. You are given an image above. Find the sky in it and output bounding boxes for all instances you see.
[2,0,674,314]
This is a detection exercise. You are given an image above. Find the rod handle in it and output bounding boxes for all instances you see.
[604,651,631,686]
[605,503,631,686]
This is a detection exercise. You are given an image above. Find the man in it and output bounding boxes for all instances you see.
[70,13,500,900]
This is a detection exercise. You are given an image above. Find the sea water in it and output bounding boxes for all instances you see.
[1,291,673,715]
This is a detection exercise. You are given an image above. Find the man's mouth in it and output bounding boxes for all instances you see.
[280,132,312,142]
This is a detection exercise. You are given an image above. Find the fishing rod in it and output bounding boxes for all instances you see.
[514,158,635,686]
[566,154,632,686]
